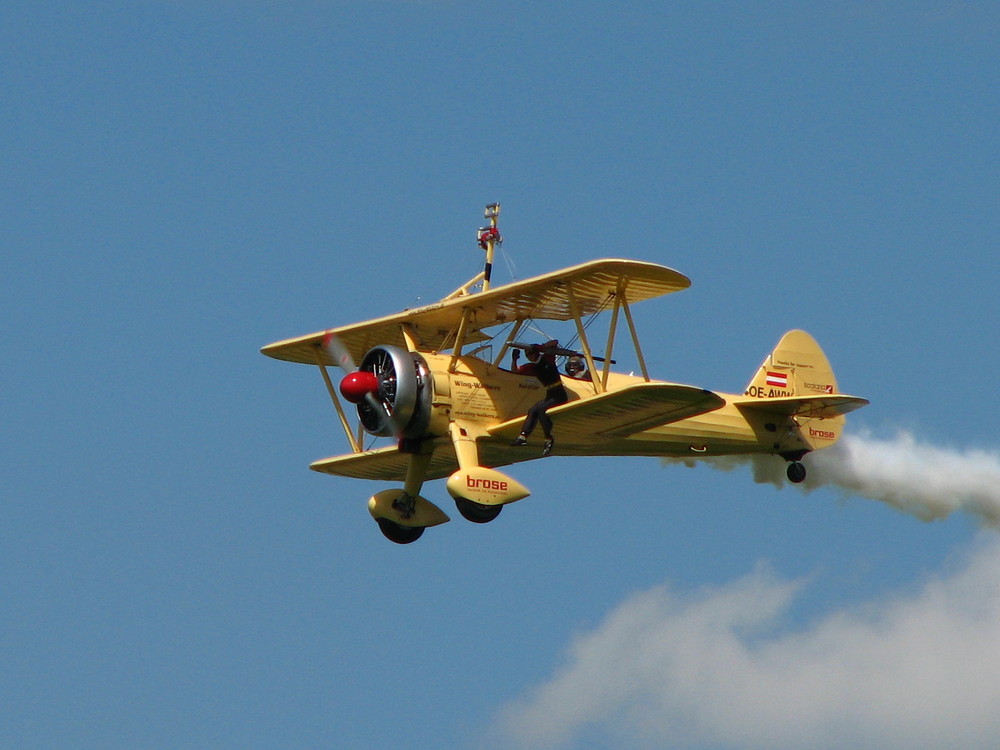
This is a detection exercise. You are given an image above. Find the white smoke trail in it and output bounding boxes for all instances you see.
[665,431,1000,527]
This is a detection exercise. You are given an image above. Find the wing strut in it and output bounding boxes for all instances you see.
[313,350,361,453]
[448,306,473,372]
[601,278,626,389]
[621,292,650,381]
[565,281,603,394]
[493,319,527,368]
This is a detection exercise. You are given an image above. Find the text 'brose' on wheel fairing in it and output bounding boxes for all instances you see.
[261,204,868,544]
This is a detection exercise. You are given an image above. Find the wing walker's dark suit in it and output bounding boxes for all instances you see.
[512,342,567,456]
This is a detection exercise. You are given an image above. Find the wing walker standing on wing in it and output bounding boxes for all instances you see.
[262,204,869,544]
[510,340,567,457]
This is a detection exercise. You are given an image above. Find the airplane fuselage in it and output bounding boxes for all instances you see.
[427,353,838,462]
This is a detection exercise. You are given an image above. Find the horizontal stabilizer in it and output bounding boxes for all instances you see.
[736,394,870,420]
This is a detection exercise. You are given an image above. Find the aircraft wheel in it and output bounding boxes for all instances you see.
[786,461,807,484]
[375,517,425,544]
[454,497,503,524]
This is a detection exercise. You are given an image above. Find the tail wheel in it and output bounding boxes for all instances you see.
[787,461,807,484]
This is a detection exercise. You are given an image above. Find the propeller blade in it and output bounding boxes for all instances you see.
[365,392,405,438]
[322,332,356,371]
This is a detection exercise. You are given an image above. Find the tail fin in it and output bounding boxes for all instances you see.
[741,330,868,455]
[744,329,839,398]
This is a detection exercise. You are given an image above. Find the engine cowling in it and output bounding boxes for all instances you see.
[354,345,434,438]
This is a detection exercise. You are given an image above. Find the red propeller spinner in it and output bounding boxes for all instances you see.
[339,371,379,403]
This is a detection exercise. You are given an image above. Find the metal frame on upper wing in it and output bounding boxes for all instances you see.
[260,259,690,369]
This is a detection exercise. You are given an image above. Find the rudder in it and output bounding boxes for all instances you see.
[742,329,859,456]
[744,329,839,399]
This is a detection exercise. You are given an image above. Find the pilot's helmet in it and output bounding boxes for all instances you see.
[526,345,541,361]
[565,355,586,376]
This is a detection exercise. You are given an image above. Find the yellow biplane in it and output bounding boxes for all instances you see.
[262,205,868,543]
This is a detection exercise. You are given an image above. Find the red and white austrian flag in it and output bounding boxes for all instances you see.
[765,371,788,388]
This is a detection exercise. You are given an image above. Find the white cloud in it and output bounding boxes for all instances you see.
[490,539,1000,750]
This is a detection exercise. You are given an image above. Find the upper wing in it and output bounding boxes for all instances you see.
[488,382,726,442]
[261,259,690,365]
[735,394,870,419]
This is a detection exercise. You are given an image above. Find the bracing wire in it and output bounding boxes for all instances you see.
[563,292,616,353]
[498,245,519,284]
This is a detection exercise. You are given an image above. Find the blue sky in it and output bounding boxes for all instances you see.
[4,2,1000,748]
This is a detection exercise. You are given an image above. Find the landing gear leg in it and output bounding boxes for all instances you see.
[446,421,528,523]
[367,448,450,544]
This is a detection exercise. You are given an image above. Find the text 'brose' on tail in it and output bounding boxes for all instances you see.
[739,329,869,454]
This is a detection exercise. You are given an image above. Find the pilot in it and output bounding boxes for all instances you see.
[511,340,567,457]
[564,355,588,379]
